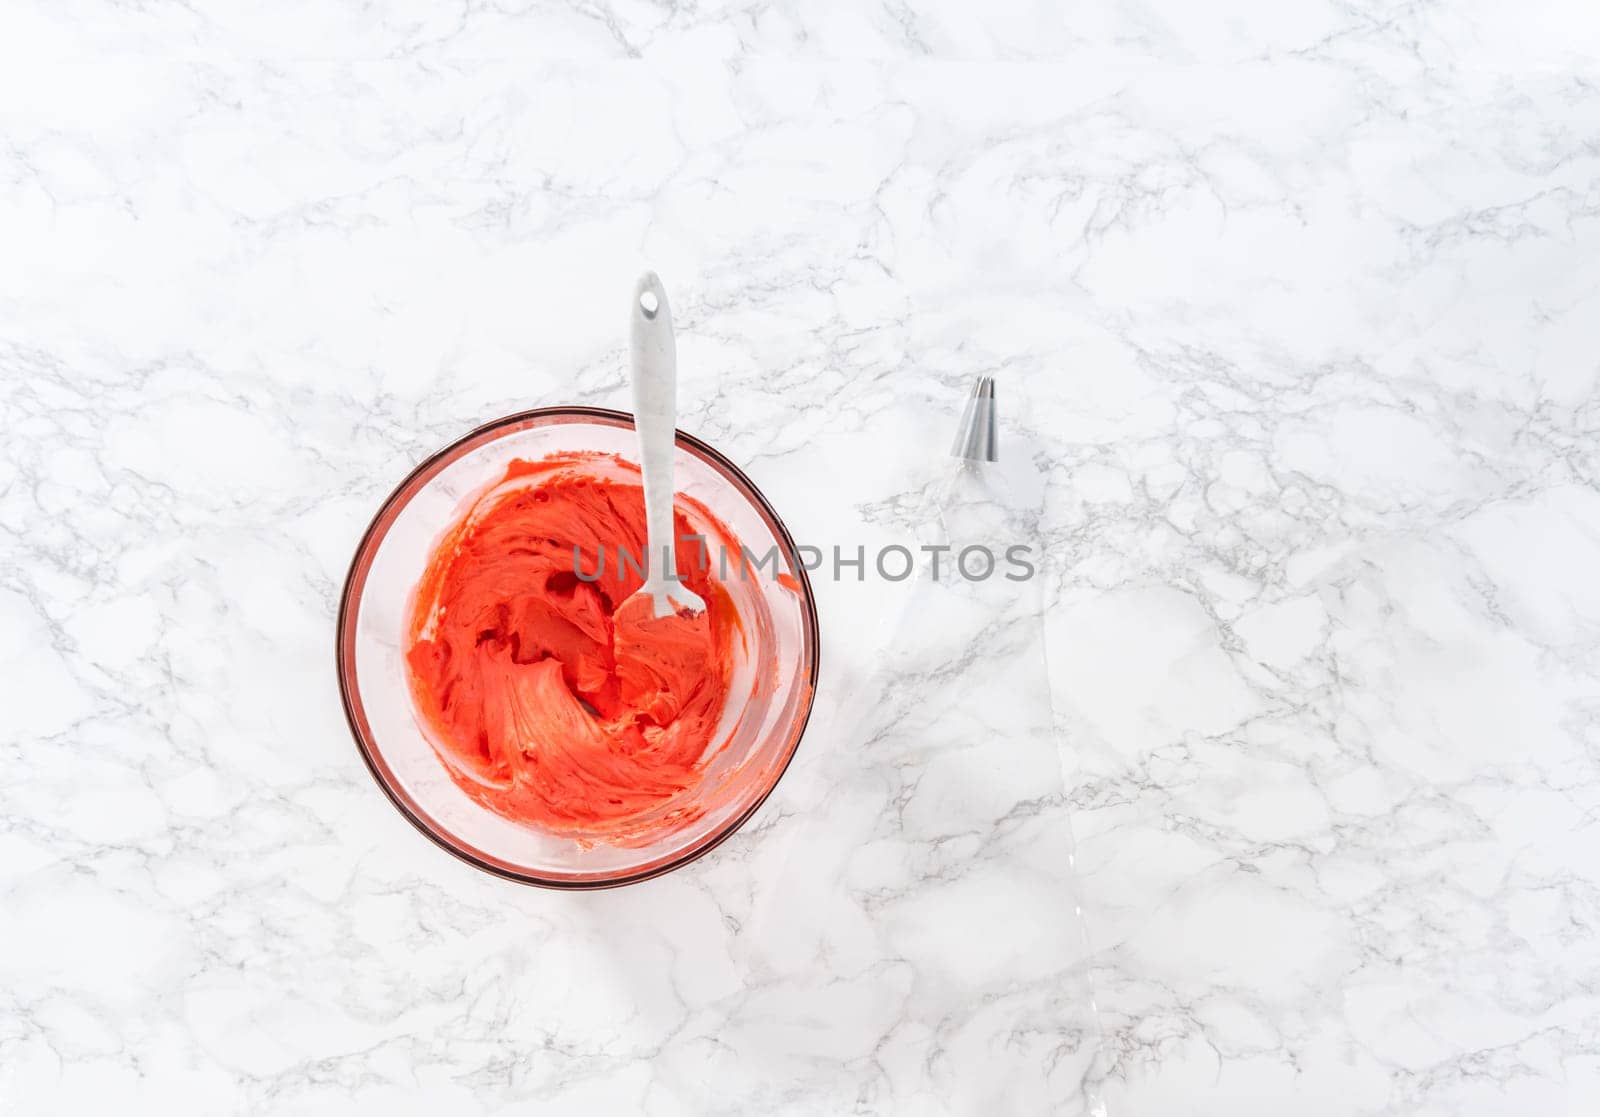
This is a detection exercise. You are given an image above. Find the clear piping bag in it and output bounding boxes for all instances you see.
[725,378,1108,1116]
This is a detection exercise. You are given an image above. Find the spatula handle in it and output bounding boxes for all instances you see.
[629,271,681,596]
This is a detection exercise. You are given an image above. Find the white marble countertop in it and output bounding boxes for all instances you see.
[5,3,1600,1114]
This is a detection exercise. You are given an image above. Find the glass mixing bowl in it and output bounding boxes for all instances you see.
[336,407,819,888]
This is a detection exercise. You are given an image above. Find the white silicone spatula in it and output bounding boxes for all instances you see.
[624,271,706,619]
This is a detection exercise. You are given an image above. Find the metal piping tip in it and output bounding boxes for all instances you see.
[950,374,998,462]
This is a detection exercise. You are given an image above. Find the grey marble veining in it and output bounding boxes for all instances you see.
[3,1,1600,1114]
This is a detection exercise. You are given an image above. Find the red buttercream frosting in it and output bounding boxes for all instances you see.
[404,453,746,840]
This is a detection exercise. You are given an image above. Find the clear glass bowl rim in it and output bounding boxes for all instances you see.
[335,405,821,889]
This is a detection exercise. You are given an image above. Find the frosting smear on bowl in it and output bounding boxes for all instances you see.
[404,453,745,840]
